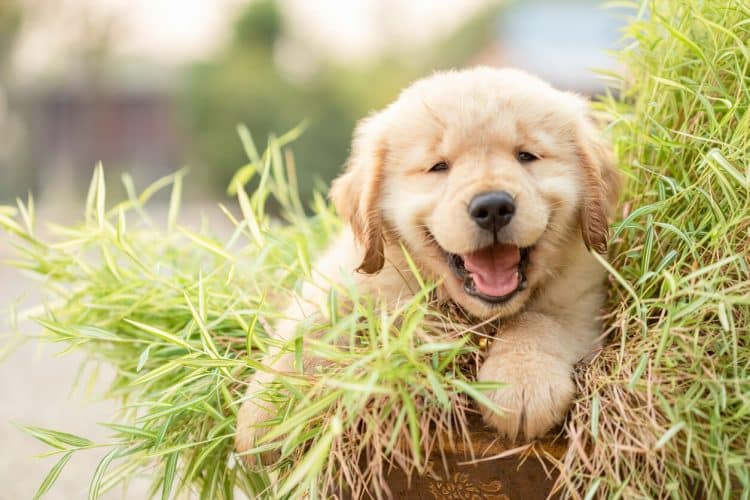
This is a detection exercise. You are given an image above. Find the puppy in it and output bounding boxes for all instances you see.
[236,67,621,460]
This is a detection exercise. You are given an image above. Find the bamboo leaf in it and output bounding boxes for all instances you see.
[89,448,119,500]
[17,424,94,450]
[161,452,178,500]
[34,451,74,500]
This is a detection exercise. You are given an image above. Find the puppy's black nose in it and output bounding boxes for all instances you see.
[468,191,515,231]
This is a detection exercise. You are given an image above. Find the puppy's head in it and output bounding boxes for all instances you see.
[331,67,620,319]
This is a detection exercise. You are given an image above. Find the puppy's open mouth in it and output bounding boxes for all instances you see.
[447,244,530,304]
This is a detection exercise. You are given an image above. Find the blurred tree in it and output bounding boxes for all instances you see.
[0,0,28,202]
[0,1,23,74]
[0,0,126,203]
[234,0,282,48]
[179,0,501,204]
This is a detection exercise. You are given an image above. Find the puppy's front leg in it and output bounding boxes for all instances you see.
[478,312,598,440]
[235,350,295,461]
[235,309,318,465]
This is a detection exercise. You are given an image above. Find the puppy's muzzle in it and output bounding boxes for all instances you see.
[468,191,515,232]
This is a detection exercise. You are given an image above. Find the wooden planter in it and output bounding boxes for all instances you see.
[383,418,567,500]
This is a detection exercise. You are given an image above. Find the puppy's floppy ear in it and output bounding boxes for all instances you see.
[330,113,388,274]
[574,114,622,254]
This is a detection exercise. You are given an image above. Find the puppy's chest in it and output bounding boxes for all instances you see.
[429,299,507,348]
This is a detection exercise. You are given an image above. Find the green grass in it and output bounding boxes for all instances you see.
[0,127,497,499]
[2,0,749,498]
[559,1,750,498]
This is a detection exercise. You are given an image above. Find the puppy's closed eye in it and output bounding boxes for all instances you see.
[429,161,450,173]
[517,151,540,163]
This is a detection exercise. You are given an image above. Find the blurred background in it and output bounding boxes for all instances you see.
[0,0,626,497]
[0,0,626,208]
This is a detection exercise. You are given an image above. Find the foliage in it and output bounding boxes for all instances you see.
[178,0,501,203]
[0,127,495,498]
[0,0,29,202]
[557,0,750,497]
[0,0,23,71]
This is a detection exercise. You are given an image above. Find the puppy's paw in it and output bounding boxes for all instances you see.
[477,350,574,440]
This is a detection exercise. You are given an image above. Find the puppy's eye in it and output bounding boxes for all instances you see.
[517,151,539,163]
[429,161,449,173]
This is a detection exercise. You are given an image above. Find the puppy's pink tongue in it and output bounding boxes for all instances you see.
[463,244,521,297]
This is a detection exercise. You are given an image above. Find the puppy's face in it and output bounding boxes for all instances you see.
[332,68,619,319]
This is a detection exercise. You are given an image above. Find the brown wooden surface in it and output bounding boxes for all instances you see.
[383,418,566,499]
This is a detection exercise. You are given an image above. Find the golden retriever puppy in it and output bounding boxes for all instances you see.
[236,67,621,460]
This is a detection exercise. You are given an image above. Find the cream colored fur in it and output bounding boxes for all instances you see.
[235,67,621,462]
